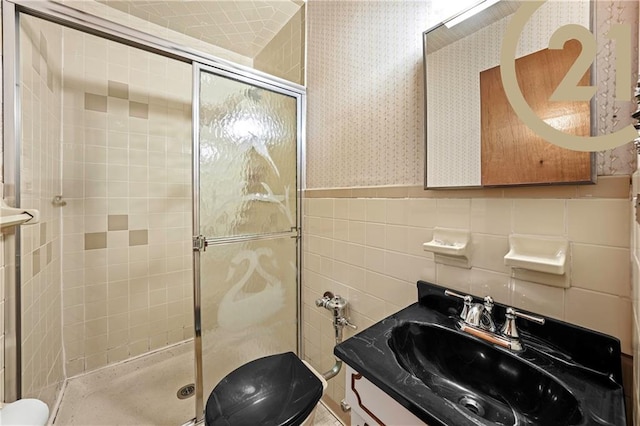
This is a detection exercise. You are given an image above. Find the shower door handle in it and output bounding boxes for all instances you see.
[193,235,207,252]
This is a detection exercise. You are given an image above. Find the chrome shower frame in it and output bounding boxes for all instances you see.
[2,1,306,423]
[192,61,304,422]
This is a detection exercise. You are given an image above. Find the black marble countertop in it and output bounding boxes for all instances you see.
[334,281,626,426]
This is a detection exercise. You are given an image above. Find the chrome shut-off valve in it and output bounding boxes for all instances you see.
[315,291,356,381]
[316,292,357,330]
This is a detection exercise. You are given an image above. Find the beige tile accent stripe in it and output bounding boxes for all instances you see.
[87,80,150,119]
[84,93,108,112]
[108,215,128,231]
[108,80,129,99]
[129,101,149,119]
[304,175,631,199]
[129,230,148,246]
[85,232,107,250]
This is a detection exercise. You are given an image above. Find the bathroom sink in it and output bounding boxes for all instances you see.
[388,322,581,425]
[334,281,626,426]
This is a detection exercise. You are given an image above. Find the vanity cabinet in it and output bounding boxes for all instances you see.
[344,365,427,426]
[350,410,369,426]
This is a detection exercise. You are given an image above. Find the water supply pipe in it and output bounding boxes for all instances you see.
[315,292,357,380]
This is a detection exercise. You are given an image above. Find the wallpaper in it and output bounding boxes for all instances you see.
[306,0,426,188]
[595,0,639,175]
[306,0,638,189]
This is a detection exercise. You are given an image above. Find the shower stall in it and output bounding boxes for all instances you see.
[2,1,304,424]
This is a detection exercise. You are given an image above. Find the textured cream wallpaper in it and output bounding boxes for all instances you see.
[595,0,639,175]
[306,0,425,188]
[306,0,638,189]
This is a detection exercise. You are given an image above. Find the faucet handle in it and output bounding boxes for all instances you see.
[500,307,545,340]
[444,289,471,301]
[338,317,357,330]
[509,307,545,325]
[444,289,473,320]
[483,296,494,313]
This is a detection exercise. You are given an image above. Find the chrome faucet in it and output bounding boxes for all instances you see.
[445,289,545,351]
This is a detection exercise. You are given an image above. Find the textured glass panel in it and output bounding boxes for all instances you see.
[200,237,297,393]
[199,71,297,238]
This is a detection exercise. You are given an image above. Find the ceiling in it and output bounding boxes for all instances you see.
[98,0,303,58]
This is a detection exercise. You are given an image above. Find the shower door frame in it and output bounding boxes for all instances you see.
[2,1,306,422]
[192,62,304,422]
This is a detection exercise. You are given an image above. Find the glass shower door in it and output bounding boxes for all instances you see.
[193,64,301,420]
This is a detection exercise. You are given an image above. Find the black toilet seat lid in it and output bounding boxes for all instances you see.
[205,352,323,426]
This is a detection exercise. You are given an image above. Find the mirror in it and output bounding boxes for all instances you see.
[424,0,595,188]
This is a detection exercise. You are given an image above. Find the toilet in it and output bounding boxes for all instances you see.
[205,352,327,426]
[0,399,49,426]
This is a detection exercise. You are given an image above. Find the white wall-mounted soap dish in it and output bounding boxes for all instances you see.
[0,200,40,230]
[423,227,471,268]
[504,235,568,276]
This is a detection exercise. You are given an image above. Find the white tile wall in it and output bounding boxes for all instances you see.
[61,0,253,67]
[60,26,193,377]
[18,15,65,408]
[253,6,305,84]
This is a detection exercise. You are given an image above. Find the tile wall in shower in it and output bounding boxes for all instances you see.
[60,27,193,377]
[254,5,306,85]
[18,15,65,408]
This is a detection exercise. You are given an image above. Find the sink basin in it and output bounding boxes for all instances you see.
[388,322,582,426]
[335,281,626,426]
